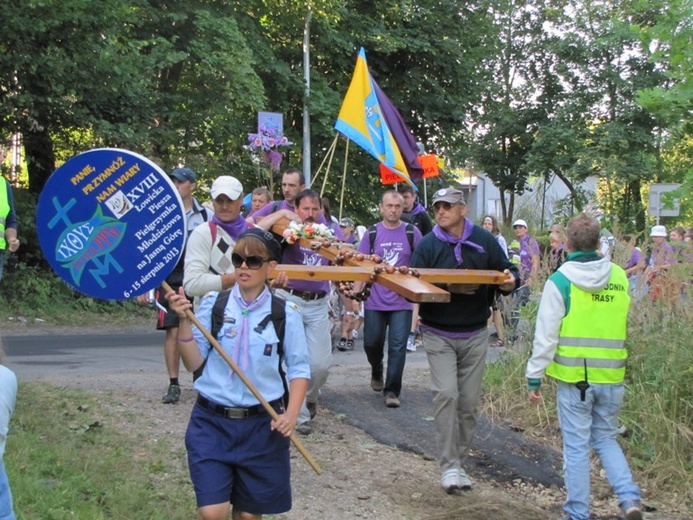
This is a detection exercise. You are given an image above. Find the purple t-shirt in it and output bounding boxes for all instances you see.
[357,222,422,311]
[282,240,331,294]
[518,235,540,283]
[252,199,291,219]
[648,243,678,268]
[624,247,642,270]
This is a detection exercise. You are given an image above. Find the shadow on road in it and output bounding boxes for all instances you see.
[321,385,563,488]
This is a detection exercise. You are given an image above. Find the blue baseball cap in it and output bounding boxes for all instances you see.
[170,167,197,183]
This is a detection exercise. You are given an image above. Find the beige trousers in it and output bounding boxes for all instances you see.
[423,328,489,473]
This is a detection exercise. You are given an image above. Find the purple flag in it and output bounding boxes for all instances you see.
[372,80,423,184]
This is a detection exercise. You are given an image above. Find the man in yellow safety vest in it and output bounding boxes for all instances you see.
[525,213,642,520]
[0,177,20,281]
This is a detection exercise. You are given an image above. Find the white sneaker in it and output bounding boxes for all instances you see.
[441,469,460,494]
[457,468,472,490]
[406,334,417,352]
[353,330,358,339]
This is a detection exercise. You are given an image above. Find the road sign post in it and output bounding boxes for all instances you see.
[648,183,681,224]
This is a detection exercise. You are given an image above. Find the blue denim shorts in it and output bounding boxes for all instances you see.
[185,400,291,514]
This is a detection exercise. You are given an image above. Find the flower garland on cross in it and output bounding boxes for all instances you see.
[282,220,335,244]
[280,222,424,303]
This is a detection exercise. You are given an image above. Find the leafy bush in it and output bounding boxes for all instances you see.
[1,186,150,325]
[10,188,42,267]
[0,263,150,325]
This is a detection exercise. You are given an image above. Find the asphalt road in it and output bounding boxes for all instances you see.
[4,330,563,488]
[4,332,163,380]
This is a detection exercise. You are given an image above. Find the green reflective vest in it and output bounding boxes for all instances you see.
[546,264,630,384]
[508,240,520,265]
[0,180,9,250]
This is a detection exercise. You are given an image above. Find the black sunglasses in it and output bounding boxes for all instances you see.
[231,253,269,270]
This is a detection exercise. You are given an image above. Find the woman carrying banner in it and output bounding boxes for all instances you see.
[167,228,310,520]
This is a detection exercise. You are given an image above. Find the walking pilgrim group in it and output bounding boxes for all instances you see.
[122,165,650,520]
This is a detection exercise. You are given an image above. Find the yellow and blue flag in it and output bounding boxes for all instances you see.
[334,48,423,185]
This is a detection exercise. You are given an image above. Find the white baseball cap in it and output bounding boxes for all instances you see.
[512,219,528,228]
[650,225,667,237]
[211,176,243,201]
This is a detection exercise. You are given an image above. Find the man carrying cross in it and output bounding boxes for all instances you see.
[410,187,519,494]
[352,190,422,408]
[273,189,337,428]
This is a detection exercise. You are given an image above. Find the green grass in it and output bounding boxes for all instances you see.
[482,278,693,509]
[6,383,195,519]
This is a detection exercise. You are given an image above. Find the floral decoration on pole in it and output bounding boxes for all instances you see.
[246,125,294,172]
[246,114,293,194]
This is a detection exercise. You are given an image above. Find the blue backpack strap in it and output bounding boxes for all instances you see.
[192,289,231,382]
[253,295,288,405]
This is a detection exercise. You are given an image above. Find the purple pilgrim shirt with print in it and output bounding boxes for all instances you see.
[281,239,331,294]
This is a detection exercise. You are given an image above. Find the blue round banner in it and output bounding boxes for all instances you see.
[37,148,186,301]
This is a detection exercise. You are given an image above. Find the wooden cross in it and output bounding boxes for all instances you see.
[269,219,508,303]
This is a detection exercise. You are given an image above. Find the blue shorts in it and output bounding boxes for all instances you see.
[185,399,291,514]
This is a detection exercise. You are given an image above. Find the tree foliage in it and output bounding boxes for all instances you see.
[0,0,689,231]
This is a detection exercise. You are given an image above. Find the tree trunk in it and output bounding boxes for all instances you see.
[500,190,508,224]
[630,179,645,231]
[24,127,56,194]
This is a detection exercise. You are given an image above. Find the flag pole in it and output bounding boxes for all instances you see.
[312,133,338,189]
[319,133,339,198]
[302,5,312,186]
[338,138,350,220]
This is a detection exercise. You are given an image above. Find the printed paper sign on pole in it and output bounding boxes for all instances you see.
[379,164,406,185]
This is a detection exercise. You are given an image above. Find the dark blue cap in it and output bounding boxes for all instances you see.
[170,167,197,183]
[239,228,282,261]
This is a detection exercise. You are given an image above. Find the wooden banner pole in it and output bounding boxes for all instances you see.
[311,133,338,189]
[338,138,350,221]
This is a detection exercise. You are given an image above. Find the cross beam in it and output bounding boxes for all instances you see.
[269,219,507,303]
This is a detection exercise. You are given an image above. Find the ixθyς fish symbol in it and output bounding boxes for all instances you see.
[55,206,126,285]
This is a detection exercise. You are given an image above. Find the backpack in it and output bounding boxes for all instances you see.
[369,222,415,254]
[192,290,290,405]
